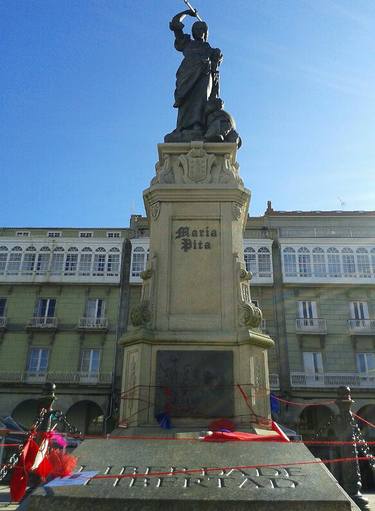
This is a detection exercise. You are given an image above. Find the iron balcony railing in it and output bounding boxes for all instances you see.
[295,318,327,334]
[0,316,7,328]
[78,317,108,329]
[46,371,112,384]
[0,371,112,385]
[269,373,280,390]
[27,317,58,329]
[291,372,375,388]
[347,319,375,334]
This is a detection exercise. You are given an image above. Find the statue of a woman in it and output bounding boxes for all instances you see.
[165,9,223,143]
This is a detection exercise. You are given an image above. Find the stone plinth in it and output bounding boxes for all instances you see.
[120,142,273,428]
[21,436,359,510]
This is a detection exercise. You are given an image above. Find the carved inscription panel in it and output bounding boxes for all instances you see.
[99,465,305,490]
[170,220,221,315]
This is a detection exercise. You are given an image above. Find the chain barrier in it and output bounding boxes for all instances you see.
[312,413,337,440]
[353,423,375,470]
[0,408,47,482]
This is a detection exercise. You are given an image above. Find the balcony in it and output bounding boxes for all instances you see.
[269,373,280,390]
[295,318,327,335]
[291,372,375,388]
[47,371,112,385]
[348,319,375,335]
[25,371,47,383]
[0,371,112,385]
[78,317,108,331]
[0,316,6,330]
[27,317,58,330]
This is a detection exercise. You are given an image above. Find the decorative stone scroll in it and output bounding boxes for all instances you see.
[238,302,263,329]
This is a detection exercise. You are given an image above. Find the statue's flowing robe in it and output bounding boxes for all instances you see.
[174,36,214,131]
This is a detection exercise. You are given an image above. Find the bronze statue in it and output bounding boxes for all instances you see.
[164,5,240,147]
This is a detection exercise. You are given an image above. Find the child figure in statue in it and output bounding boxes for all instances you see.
[165,9,223,143]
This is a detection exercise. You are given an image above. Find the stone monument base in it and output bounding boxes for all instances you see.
[21,430,359,510]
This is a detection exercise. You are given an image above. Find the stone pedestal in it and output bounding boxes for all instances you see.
[22,436,359,511]
[120,142,274,428]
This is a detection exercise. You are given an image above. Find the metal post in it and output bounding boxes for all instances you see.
[37,382,56,433]
[335,386,370,510]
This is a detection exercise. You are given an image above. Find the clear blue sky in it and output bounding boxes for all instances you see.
[1,0,374,227]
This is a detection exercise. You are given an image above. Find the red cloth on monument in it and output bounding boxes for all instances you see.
[202,421,290,443]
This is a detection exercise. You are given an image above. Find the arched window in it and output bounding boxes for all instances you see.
[65,247,79,275]
[7,247,22,275]
[244,247,257,276]
[283,247,297,277]
[51,247,65,275]
[298,247,312,277]
[371,248,375,277]
[132,247,145,277]
[327,247,341,277]
[258,247,271,277]
[107,247,120,275]
[93,247,106,276]
[312,247,326,277]
[0,246,9,275]
[341,248,355,277]
[36,246,51,274]
[21,246,36,274]
[79,247,93,276]
[356,248,371,278]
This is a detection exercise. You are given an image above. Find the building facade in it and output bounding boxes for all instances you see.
[1,207,374,440]
[0,227,132,434]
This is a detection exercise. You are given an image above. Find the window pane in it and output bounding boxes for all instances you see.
[28,348,48,371]
[327,249,341,277]
[312,249,326,277]
[366,354,375,373]
[36,253,50,273]
[93,254,106,275]
[39,349,49,370]
[107,254,120,274]
[79,253,92,275]
[7,253,22,274]
[0,298,6,317]
[65,254,78,274]
[51,253,64,274]
[258,248,271,277]
[0,252,8,274]
[298,249,312,277]
[357,250,371,278]
[91,350,100,372]
[80,350,91,372]
[28,350,39,371]
[21,253,36,274]
[85,299,97,318]
[132,248,145,277]
[342,253,356,276]
[357,353,366,373]
[283,249,296,276]
[244,248,257,275]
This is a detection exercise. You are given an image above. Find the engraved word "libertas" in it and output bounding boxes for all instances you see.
[175,226,217,252]
[109,465,304,490]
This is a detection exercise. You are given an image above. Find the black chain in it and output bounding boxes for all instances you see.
[353,423,375,470]
[312,413,337,440]
[0,409,48,482]
[53,411,82,437]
